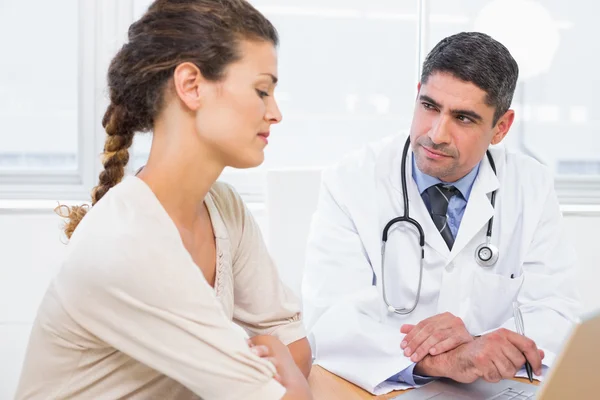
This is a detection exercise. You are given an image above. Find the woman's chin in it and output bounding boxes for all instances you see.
[228,152,265,169]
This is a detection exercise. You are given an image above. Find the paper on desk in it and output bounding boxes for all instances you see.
[514,350,556,382]
[515,366,548,382]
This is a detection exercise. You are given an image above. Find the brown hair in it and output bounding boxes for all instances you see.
[56,0,278,239]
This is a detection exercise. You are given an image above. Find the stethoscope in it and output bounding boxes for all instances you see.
[381,137,498,315]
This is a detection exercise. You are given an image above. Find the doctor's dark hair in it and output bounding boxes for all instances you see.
[420,32,519,126]
[55,0,278,239]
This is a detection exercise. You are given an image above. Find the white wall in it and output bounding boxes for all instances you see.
[0,212,67,399]
[0,209,598,399]
[562,214,600,314]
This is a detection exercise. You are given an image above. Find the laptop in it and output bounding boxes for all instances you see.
[394,309,600,400]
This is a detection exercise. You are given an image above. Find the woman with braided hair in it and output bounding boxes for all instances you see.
[16,1,312,399]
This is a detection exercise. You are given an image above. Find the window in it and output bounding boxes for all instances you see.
[0,1,79,172]
[426,0,600,204]
[0,0,100,200]
[131,0,599,204]
[6,0,596,204]
[250,0,419,169]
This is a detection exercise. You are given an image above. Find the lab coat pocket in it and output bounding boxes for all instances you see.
[468,268,524,334]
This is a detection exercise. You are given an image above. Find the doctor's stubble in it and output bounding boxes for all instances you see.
[413,135,460,181]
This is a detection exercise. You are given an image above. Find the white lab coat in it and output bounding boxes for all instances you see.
[302,134,581,395]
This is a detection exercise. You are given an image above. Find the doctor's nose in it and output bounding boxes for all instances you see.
[428,116,452,144]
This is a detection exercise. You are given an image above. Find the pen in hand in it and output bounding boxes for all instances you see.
[512,302,534,382]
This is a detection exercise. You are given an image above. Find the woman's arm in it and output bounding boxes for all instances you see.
[59,232,290,399]
[287,338,312,378]
[250,335,312,399]
[216,184,311,367]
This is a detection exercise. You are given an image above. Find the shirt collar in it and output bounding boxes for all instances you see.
[411,154,481,201]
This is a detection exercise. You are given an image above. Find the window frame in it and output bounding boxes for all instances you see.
[0,0,134,202]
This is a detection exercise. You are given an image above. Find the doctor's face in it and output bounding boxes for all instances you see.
[409,72,514,182]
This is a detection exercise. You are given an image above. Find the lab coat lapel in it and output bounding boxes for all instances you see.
[450,154,499,260]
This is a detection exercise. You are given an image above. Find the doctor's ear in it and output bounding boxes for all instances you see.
[172,62,206,112]
[491,109,515,145]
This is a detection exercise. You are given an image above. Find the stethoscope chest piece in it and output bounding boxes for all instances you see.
[475,242,499,267]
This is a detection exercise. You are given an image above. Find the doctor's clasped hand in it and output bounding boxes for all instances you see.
[413,328,544,383]
[400,312,474,362]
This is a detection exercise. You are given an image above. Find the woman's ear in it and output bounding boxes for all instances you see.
[172,62,205,111]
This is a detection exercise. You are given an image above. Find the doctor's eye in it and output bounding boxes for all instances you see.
[422,102,438,112]
[456,115,474,124]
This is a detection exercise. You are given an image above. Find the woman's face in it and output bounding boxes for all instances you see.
[194,40,282,169]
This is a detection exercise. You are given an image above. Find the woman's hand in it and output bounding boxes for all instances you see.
[247,338,282,383]
[248,335,312,399]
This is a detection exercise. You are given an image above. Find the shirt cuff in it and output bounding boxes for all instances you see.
[388,363,436,387]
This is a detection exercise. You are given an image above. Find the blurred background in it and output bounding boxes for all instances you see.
[1,0,599,203]
[0,1,599,398]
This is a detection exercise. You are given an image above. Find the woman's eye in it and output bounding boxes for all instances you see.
[256,89,269,98]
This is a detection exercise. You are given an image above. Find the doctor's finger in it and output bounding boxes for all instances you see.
[506,333,543,374]
[491,354,517,380]
[427,334,470,356]
[406,326,454,359]
[402,325,433,355]
[403,315,456,353]
[400,324,416,334]
[481,360,502,383]
[402,316,446,349]
[409,330,453,362]
[501,342,526,371]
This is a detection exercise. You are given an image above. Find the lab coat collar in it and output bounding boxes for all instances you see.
[450,152,500,260]
[386,142,500,261]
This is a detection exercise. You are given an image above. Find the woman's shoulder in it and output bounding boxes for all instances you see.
[209,181,242,205]
[208,181,246,224]
[61,177,183,283]
[74,177,170,238]
[207,181,259,249]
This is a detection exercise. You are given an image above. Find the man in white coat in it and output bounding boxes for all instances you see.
[302,32,581,395]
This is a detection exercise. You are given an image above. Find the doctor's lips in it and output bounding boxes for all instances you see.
[257,131,270,144]
[421,145,453,159]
